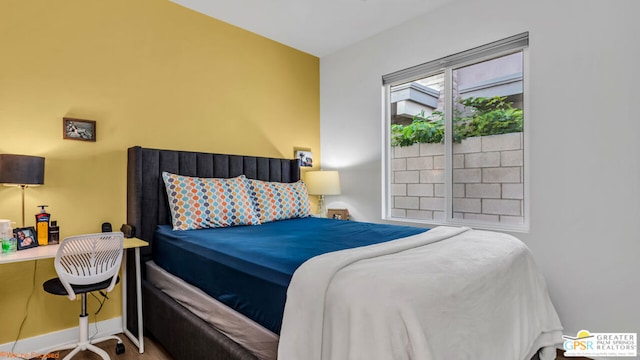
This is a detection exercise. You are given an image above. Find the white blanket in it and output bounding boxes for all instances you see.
[278,226,563,360]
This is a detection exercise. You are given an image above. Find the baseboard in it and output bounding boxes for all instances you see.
[0,316,122,358]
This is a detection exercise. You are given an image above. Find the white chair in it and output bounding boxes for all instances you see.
[42,232,125,359]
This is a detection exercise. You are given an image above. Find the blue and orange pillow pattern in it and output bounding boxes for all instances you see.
[162,172,260,230]
[246,179,312,223]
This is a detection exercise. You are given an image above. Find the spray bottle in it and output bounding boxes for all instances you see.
[35,205,50,246]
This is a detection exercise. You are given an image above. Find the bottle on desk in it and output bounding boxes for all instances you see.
[35,205,50,246]
[48,220,60,245]
[1,219,15,254]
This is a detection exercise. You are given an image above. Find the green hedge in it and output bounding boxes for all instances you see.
[391,96,523,147]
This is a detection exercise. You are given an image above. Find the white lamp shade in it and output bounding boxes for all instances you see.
[305,171,341,195]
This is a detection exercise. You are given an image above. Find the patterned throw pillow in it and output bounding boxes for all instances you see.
[162,172,260,230]
[247,179,312,223]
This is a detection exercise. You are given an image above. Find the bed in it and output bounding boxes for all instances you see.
[125,146,563,360]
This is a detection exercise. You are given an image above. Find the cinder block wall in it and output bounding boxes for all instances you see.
[391,132,524,224]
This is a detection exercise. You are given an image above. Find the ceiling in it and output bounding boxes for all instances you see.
[171,0,454,57]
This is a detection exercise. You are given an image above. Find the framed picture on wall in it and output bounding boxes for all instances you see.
[295,150,313,167]
[14,227,38,250]
[63,118,96,142]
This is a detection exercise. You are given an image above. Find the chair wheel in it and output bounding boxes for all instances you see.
[115,342,125,354]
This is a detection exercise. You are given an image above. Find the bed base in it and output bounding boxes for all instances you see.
[142,261,545,360]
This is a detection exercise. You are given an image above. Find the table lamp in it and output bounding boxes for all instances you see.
[0,154,45,227]
[305,170,341,217]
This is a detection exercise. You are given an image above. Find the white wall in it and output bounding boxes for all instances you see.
[320,0,640,337]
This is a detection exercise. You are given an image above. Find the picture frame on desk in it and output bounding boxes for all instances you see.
[14,227,38,250]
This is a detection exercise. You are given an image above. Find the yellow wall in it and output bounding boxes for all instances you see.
[0,0,319,343]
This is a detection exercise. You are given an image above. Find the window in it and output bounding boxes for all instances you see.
[383,33,529,231]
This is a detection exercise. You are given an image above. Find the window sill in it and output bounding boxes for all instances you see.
[383,216,529,234]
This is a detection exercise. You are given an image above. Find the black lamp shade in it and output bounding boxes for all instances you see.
[0,154,45,185]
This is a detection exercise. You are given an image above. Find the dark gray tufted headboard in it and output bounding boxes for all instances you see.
[126,146,300,262]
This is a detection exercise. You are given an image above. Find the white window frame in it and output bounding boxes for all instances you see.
[382,33,530,232]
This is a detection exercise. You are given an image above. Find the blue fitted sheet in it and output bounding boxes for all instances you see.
[153,217,428,334]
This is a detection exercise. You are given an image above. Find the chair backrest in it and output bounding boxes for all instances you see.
[54,232,124,300]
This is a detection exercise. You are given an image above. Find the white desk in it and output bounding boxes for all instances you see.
[0,237,148,353]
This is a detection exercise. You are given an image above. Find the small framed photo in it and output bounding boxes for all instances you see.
[327,209,350,220]
[295,150,313,167]
[63,118,96,142]
[14,227,38,250]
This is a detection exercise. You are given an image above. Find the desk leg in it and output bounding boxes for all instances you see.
[122,248,145,353]
[122,250,127,342]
